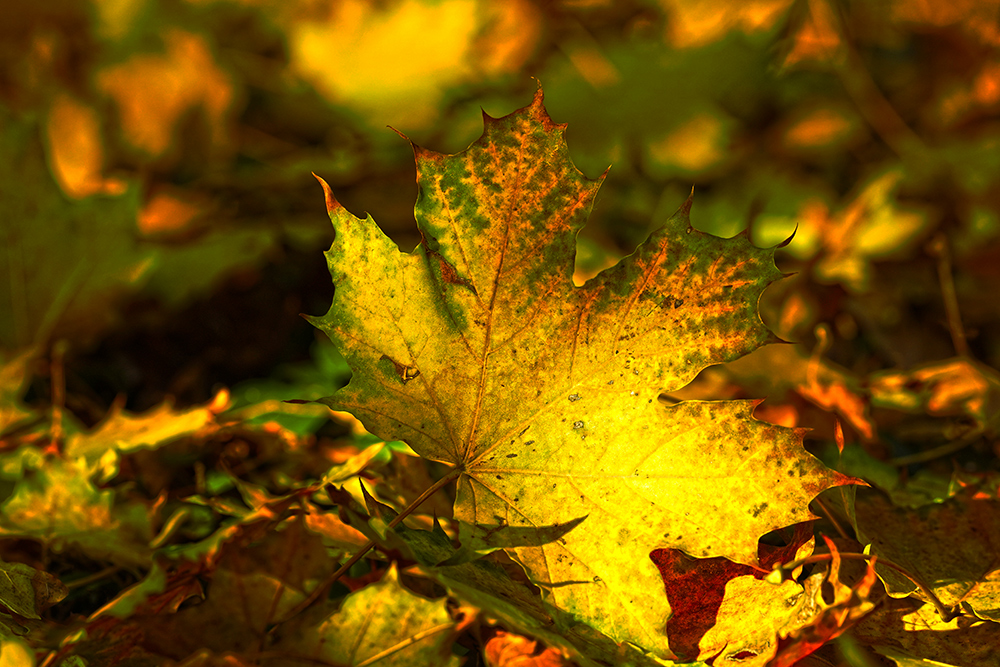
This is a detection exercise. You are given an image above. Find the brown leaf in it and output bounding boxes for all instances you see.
[768,537,879,666]
[484,630,573,667]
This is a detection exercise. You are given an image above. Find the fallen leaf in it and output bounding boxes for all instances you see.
[270,563,461,667]
[663,0,794,48]
[0,558,67,619]
[797,378,875,441]
[485,630,572,667]
[327,488,647,666]
[868,358,1000,431]
[309,88,857,656]
[781,0,845,68]
[98,29,233,158]
[289,0,483,130]
[768,536,879,666]
[0,455,153,567]
[45,93,126,199]
[853,597,1000,667]
[64,396,221,465]
[854,487,1000,621]
[0,109,152,349]
[0,641,33,667]
[811,169,931,291]
[650,524,814,663]
[81,517,334,661]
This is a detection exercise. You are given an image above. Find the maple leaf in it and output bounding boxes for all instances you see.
[0,109,152,350]
[308,87,857,655]
[328,482,648,666]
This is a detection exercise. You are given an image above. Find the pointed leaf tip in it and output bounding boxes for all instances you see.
[312,172,340,215]
[776,222,798,248]
[668,189,695,229]
[531,80,544,107]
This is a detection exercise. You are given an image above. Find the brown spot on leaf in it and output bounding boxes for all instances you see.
[379,354,420,384]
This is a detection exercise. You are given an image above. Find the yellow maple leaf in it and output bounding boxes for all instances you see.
[308,87,858,656]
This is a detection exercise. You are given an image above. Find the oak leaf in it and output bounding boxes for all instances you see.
[309,87,857,656]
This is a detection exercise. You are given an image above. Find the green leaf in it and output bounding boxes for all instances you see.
[0,109,152,349]
[271,564,461,667]
[0,558,67,620]
[0,456,153,567]
[0,349,37,435]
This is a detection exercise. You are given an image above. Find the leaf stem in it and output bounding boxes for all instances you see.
[928,232,968,357]
[49,340,68,448]
[65,565,121,590]
[887,427,983,467]
[773,550,958,622]
[287,466,464,618]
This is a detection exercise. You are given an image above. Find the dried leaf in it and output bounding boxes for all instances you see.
[855,488,1000,621]
[485,630,572,667]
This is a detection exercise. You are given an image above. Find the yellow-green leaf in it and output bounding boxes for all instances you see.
[64,397,219,464]
[0,456,152,567]
[309,88,856,656]
[271,564,461,667]
[0,559,67,620]
[0,349,36,435]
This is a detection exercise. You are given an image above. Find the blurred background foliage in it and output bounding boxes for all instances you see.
[0,0,997,476]
[1,0,999,463]
[3,1,1000,663]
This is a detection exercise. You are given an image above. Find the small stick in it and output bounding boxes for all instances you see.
[771,550,958,622]
[928,233,969,358]
[49,340,68,448]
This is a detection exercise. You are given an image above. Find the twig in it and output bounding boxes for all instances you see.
[771,550,958,621]
[928,233,969,357]
[813,497,851,541]
[888,428,984,466]
[49,340,68,448]
[65,566,122,590]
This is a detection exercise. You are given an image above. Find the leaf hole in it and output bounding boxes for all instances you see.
[727,650,758,661]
